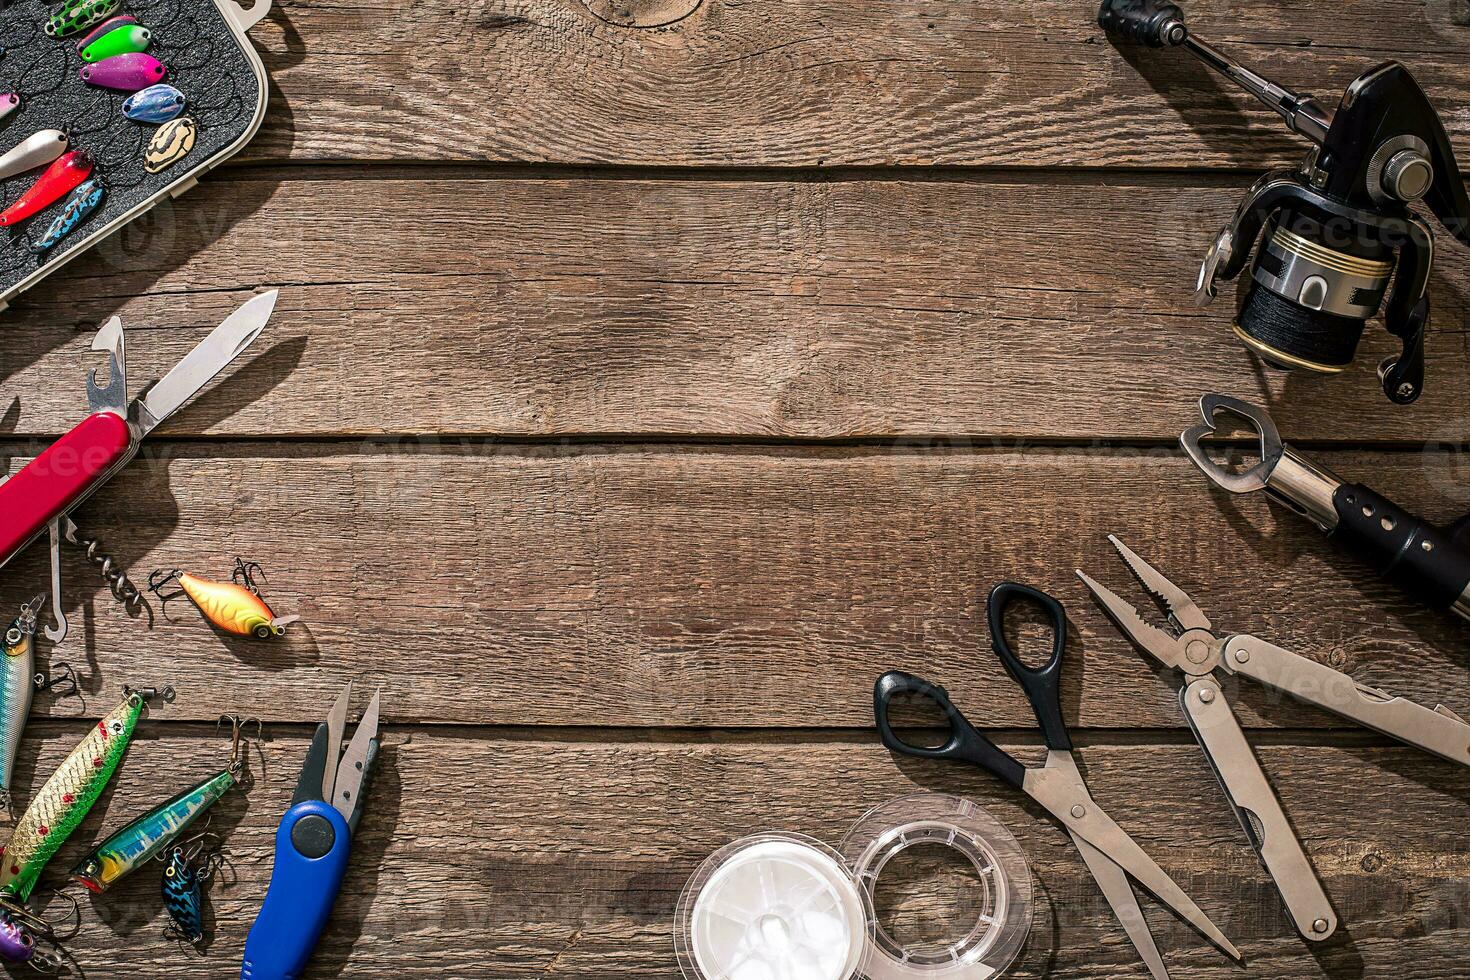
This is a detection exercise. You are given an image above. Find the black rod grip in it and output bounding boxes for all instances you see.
[1331,484,1470,611]
[1098,0,1186,47]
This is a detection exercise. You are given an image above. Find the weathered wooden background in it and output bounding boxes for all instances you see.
[2,0,1469,976]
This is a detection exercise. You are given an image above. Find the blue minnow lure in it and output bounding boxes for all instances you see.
[29,179,105,255]
[122,83,186,124]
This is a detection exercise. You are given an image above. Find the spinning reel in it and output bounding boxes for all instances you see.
[1099,0,1470,403]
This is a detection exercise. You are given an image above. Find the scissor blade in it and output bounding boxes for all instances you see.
[1076,570,1185,670]
[321,681,353,803]
[1070,831,1169,980]
[332,689,380,827]
[136,290,278,435]
[1061,803,1239,960]
[1108,536,1212,633]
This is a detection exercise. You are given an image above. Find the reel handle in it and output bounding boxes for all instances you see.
[1098,0,1187,47]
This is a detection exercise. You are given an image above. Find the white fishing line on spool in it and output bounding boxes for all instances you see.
[674,795,1032,980]
[676,834,873,980]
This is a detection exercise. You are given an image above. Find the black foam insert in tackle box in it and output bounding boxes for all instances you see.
[0,0,272,310]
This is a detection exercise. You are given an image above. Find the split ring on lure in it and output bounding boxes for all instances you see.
[161,839,222,948]
[0,131,69,183]
[0,151,94,228]
[70,715,258,894]
[0,687,168,903]
[30,179,104,254]
[123,84,186,124]
[149,559,299,639]
[79,53,165,92]
[78,24,150,62]
[46,0,121,38]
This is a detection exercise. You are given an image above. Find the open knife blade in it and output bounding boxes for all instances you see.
[136,290,278,435]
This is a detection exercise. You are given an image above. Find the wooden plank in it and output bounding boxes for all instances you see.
[241,0,1470,167]
[2,175,1467,441]
[2,445,1466,727]
[19,725,1466,977]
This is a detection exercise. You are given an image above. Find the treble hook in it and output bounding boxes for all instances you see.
[32,662,79,698]
[231,558,267,595]
[147,568,186,615]
[217,714,262,777]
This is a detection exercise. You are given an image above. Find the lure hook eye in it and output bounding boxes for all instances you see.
[4,628,19,647]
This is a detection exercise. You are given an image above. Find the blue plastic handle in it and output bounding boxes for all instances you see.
[241,799,352,980]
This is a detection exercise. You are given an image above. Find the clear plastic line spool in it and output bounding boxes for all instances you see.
[675,795,1031,980]
[841,795,1031,980]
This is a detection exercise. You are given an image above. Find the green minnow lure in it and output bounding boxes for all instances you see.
[0,598,43,806]
[0,688,165,902]
[70,716,254,893]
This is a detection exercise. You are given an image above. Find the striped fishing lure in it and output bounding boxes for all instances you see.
[71,716,253,893]
[150,559,298,639]
[0,599,43,804]
[161,846,211,944]
[0,688,162,902]
[29,178,105,255]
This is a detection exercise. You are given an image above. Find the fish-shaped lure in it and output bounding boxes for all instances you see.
[150,560,298,639]
[144,116,195,174]
[0,912,33,964]
[123,83,186,124]
[0,598,44,805]
[79,52,165,92]
[78,24,150,62]
[161,847,211,945]
[0,688,160,902]
[30,178,104,254]
[0,94,19,126]
[0,131,68,183]
[46,0,121,38]
[71,716,254,893]
[0,151,94,228]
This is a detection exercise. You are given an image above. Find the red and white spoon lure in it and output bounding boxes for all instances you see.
[0,291,279,643]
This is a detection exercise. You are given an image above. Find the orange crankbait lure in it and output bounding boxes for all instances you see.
[148,559,299,639]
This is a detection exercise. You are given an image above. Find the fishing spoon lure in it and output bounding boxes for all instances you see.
[123,84,186,124]
[79,53,166,92]
[46,0,122,38]
[0,151,94,229]
[0,94,20,126]
[70,715,257,894]
[0,686,169,903]
[29,178,104,255]
[78,24,150,62]
[0,131,69,184]
[149,559,299,639]
[161,837,223,948]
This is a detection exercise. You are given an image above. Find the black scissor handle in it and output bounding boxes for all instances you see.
[873,671,1025,789]
[988,582,1073,751]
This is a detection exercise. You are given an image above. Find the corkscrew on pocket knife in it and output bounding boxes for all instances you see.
[0,290,279,643]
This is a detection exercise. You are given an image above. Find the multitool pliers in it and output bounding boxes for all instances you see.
[1078,536,1470,942]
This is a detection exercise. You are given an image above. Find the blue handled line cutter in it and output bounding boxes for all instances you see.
[243,682,380,980]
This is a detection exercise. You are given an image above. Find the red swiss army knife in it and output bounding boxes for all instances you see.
[0,290,279,643]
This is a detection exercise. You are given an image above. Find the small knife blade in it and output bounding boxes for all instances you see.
[136,290,277,435]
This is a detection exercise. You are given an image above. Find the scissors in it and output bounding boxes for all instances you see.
[874,583,1241,979]
[242,683,380,979]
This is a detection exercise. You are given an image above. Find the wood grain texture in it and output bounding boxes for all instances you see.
[11,725,1464,978]
[2,444,1465,727]
[239,0,1470,167]
[1,175,1467,441]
